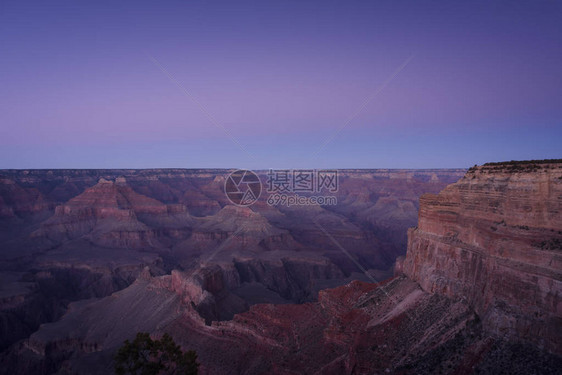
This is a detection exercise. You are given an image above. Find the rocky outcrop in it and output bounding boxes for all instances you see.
[152,256,346,323]
[9,274,561,375]
[0,262,161,353]
[33,178,189,249]
[403,160,562,353]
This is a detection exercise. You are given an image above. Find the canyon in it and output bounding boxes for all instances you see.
[0,163,560,374]
[0,168,463,359]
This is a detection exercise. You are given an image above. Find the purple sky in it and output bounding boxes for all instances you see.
[1,0,561,169]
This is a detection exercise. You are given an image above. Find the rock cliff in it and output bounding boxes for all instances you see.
[403,160,562,353]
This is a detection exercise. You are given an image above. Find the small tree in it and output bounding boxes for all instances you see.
[114,332,199,375]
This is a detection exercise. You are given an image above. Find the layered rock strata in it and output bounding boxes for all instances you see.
[403,161,562,353]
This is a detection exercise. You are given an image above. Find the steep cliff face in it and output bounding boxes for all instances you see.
[403,161,562,353]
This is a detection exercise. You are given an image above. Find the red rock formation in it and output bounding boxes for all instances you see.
[14,274,487,375]
[403,161,562,354]
[0,178,50,217]
[34,177,177,248]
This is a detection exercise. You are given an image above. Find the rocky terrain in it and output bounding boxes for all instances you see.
[402,160,562,354]
[5,272,561,374]
[0,168,464,368]
[1,163,560,374]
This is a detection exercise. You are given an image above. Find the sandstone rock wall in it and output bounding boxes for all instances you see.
[403,161,562,353]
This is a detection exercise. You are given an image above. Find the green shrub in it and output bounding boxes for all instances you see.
[114,332,199,375]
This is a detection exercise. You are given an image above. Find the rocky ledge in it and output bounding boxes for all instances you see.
[402,160,562,354]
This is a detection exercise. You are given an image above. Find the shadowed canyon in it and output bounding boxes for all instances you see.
[0,163,560,374]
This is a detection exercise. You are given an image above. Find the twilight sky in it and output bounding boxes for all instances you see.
[1,0,561,169]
